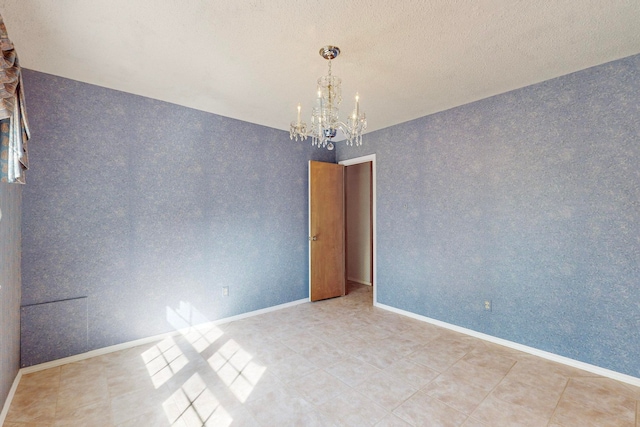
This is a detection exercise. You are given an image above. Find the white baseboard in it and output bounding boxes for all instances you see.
[19,332,183,375]
[0,369,22,426]
[347,277,372,286]
[375,302,640,388]
[17,298,308,375]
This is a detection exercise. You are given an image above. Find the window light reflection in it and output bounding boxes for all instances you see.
[141,336,189,388]
[146,301,269,425]
[208,339,266,403]
[166,302,224,353]
[163,373,232,427]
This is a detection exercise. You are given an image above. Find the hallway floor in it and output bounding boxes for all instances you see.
[5,283,640,426]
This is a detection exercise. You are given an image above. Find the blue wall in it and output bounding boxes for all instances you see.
[18,53,640,377]
[338,54,640,378]
[0,183,21,407]
[20,70,333,367]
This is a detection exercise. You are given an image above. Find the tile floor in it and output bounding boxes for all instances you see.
[5,282,640,426]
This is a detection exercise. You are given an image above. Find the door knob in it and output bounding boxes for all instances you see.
[309,236,317,241]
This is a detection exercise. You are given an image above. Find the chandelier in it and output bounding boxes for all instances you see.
[290,46,367,151]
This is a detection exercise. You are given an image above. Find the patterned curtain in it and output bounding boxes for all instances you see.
[0,13,30,184]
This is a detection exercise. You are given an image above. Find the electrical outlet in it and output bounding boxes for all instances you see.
[222,286,229,297]
[484,300,492,311]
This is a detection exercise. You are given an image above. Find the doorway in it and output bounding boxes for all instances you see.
[340,154,377,305]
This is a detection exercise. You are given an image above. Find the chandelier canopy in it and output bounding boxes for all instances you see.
[290,46,367,151]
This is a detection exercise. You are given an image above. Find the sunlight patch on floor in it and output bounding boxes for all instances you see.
[149,301,269,424]
[141,336,190,389]
[162,373,233,427]
[167,301,224,353]
[208,339,266,403]
[166,302,224,353]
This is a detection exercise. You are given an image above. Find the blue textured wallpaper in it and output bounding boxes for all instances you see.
[20,70,333,367]
[338,54,640,378]
[21,297,88,366]
[0,182,21,407]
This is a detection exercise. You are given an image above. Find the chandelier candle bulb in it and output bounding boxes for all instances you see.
[297,104,301,125]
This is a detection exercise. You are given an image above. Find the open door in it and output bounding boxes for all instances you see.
[309,160,345,301]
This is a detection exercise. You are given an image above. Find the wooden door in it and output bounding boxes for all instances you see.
[309,161,345,301]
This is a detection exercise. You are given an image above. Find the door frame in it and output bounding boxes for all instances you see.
[339,154,377,306]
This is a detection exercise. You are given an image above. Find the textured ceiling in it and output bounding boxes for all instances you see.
[1,0,640,136]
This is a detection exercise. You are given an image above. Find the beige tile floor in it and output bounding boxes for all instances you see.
[5,282,640,426]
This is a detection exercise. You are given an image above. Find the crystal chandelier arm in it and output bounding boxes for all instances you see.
[290,103,308,141]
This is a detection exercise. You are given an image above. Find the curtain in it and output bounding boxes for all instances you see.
[0,13,30,184]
